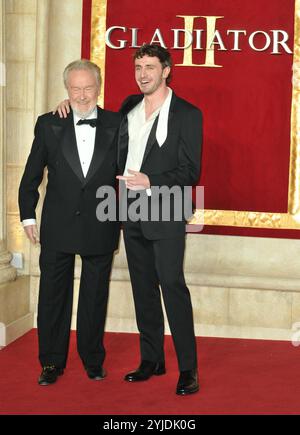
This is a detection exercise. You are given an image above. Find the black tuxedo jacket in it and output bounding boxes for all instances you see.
[118,92,203,239]
[19,107,121,255]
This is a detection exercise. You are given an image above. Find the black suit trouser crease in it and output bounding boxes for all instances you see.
[123,221,197,371]
[37,248,113,369]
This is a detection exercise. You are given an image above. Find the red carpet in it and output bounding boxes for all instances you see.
[0,329,299,415]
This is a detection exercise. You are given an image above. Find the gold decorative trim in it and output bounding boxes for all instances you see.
[91,0,300,229]
[90,0,107,107]
[189,209,300,229]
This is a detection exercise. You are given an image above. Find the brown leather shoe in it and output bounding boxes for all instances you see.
[176,369,199,395]
[124,360,166,382]
[38,365,64,386]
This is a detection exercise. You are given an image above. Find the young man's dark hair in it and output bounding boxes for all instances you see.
[134,44,172,84]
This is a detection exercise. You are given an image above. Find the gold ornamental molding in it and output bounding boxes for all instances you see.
[91,0,107,106]
[288,0,300,220]
[90,0,300,230]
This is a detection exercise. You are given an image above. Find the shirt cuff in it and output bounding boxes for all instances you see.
[22,219,37,227]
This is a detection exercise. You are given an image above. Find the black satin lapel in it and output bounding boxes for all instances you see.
[84,123,115,185]
[117,115,129,171]
[165,92,176,129]
[120,94,144,116]
[61,116,85,183]
[141,115,159,167]
[141,93,177,166]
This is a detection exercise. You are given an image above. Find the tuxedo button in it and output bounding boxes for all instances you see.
[75,211,81,216]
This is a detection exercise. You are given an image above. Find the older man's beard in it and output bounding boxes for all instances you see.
[72,105,96,119]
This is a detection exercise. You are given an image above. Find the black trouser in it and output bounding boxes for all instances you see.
[38,248,113,369]
[123,221,197,371]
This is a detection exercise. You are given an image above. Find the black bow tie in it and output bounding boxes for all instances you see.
[76,118,98,128]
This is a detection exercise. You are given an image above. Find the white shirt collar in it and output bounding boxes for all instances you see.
[132,88,173,147]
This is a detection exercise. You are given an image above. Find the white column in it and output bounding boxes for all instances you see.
[0,0,16,284]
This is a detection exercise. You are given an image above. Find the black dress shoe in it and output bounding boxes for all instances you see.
[176,368,199,395]
[124,360,166,382]
[85,366,106,380]
[38,365,64,386]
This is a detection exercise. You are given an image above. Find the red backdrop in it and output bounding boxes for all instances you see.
[82,0,298,238]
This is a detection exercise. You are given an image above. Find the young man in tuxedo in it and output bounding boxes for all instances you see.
[117,44,203,395]
[19,60,121,385]
[55,45,203,395]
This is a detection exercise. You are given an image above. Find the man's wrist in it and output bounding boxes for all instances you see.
[22,218,37,227]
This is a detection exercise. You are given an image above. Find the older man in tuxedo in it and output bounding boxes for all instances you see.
[19,59,120,385]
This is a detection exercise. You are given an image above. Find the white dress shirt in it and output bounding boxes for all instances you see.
[73,108,97,177]
[124,99,161,196]
[124,98,161,177]
[124,89,172,195]
[23,108,97,227]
